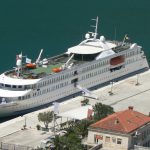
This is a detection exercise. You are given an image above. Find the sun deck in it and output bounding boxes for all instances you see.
[5,53,87,79]
[32,62,63,75]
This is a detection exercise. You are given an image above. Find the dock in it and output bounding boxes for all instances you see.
[0,70,150,149]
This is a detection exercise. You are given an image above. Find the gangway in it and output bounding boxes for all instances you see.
[76,84,98,100]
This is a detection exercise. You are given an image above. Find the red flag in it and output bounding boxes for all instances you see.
[87,109,93,120]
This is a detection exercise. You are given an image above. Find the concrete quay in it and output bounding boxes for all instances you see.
[0,70,150,148]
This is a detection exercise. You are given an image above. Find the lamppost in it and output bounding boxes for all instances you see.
[24,116,26,127]
[53,112,56,135]
[53,102,59,135]
[135,74,140,86]
[109,81,114,95]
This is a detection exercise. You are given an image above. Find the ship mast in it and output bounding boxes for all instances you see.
[91,16,98,39]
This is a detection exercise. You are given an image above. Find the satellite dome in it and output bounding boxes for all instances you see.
[100,36,105,42]
[85,33,90,39]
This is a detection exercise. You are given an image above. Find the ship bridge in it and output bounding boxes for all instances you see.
[67,37,117,55]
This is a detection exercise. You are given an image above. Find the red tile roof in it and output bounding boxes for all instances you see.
[91,107,150,133]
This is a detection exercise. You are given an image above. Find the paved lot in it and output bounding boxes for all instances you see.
[94,70,150,115]
[0,70,150,148]
[0,129,52,148]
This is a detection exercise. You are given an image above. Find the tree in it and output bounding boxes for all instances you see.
[93,103,114,121]
[51,125,85,150]
[74,120,92,138]
[52,135,62,150]
[53,133,83,150]
[38,111,53,129]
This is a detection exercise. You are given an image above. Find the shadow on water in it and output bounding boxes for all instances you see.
[0,115,19,123]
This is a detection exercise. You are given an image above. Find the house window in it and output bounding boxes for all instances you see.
[94,135,103,144]
[95,135,103,140]
[117,138,122,144]
[105,136,110,143]
[112,137,116,143]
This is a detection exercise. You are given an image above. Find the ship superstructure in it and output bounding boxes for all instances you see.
[0,17,149,117]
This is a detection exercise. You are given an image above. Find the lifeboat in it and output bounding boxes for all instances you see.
[26,63,36,69]
[110,56,124,66]
[52,68,62,73]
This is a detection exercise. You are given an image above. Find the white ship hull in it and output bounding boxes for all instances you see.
[0,55,148,117]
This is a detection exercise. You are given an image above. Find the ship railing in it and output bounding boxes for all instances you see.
[113,44,130,53]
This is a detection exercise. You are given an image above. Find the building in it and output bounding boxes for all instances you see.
[87,106,150,150]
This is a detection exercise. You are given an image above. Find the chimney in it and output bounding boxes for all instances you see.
[128,106,133,110]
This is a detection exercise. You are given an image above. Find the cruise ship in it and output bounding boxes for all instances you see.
[0,17,149,117]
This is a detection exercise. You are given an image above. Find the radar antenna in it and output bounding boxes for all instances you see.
[90,16,99,39]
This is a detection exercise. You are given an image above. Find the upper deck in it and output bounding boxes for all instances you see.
[5,53,88,80]
[5,40,132,80]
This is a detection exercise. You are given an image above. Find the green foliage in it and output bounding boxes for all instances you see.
[93,102,114,121]
[38,111,53,129]
[81,98,89,106]
[52,120,92,150]
[73,120,92,138]
[53,133,83,150]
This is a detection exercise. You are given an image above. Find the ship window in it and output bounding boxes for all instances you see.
[74,70,78,75]
[71,78,78,83]
[32,84,36,89]
[12,85,17,88]
[18,85,22,88]
[5,84,11,87]
[5,84,11,88]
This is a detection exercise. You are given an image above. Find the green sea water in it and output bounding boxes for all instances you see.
[0,0,150,73]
